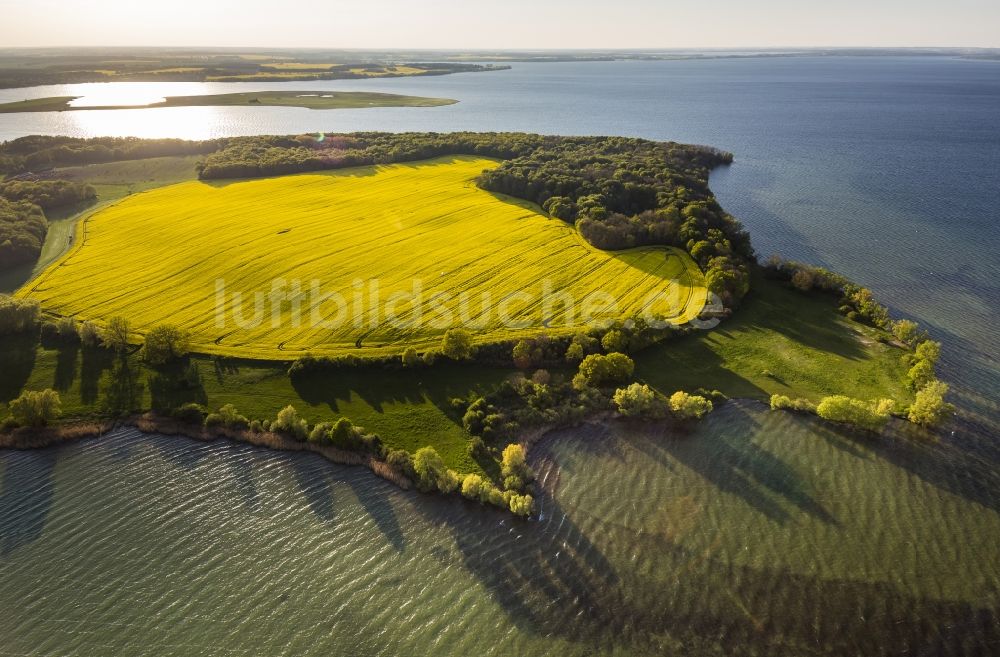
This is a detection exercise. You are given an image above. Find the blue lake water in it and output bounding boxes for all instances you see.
[2,57,999,655]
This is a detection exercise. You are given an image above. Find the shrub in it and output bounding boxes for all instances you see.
[205,403,249,431]
[613,383,667,418]
[907,380,953,427]
[461,473,485,500]
[56,316,79,343]
[790,269,815,291]
[386,449,416,480]
[8,388,61,427]
[508,493,535,517]
[413,446,449,492]
[142,324,190,365]
[467,436,489,459]
[441,328,474,360]
[171,402,206,424]
[572,352,634,390]
[816,395,894,432]
[891,319,922,346]
[600,329,629,353]
[769,394,817,413]
[272,404,308,440]
[308,422,333,444]
[669,391,713,420]
[500,444,534,491]
[401,347,420,367]
[479,482,507,507]
[249,419,263,433]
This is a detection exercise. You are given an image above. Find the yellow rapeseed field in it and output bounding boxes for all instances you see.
[20,156,707,358]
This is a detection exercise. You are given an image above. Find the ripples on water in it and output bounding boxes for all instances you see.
[1,57,999,654]
[2,406,998,656]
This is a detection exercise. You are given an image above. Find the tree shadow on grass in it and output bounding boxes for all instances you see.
[290,363,508,421]
[148,358,207,412]
[80,346,113,406]
[52,342,79,393]
[636,333,771,400]
[0,333,37,404]
[723,278,869,362]
[0,449,57,556]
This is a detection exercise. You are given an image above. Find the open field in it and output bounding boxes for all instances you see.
[637,276,914,404]
[0,50,506,88]
[0,91,456,113]
[0,156,201,293]
[20,156,708,358]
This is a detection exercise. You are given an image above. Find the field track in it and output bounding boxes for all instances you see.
[19,156,707,358]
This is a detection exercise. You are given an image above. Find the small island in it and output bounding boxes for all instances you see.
[0,91,457,114]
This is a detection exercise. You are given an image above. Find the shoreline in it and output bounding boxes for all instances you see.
[0,413,412,490]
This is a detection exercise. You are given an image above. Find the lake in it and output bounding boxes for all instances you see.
[1,56,999,655]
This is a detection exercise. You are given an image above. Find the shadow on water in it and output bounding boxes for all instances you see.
[0,450,58,556]
[401,424,1000,655]
[288,454,337,525]
[841,422,1000,517]
[631,406,838,526]
[344,475,405,552]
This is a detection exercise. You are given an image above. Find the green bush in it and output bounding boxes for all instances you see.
[8,388,61,427]
[613,383,667,418]
[271,404,308,440]
[401,347,420,367]
[572,352,634,390]
[386,449,416,480]
[171,402,206,424]
[816,395,894,432]
[769,394,817,413]
[907,380,953,427]
[0,294,40,334]
[669,391,713,420]
[508,493,535,517]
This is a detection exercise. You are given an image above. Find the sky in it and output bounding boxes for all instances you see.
[0,0,997,49]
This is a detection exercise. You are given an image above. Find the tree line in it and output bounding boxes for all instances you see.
[193,132,753,307]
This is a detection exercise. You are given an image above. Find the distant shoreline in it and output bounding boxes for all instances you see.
[0,91,457,114]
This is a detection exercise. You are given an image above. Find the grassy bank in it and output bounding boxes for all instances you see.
[637,276,913,404]
[0,91,457,113]
[0,335,510,474]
